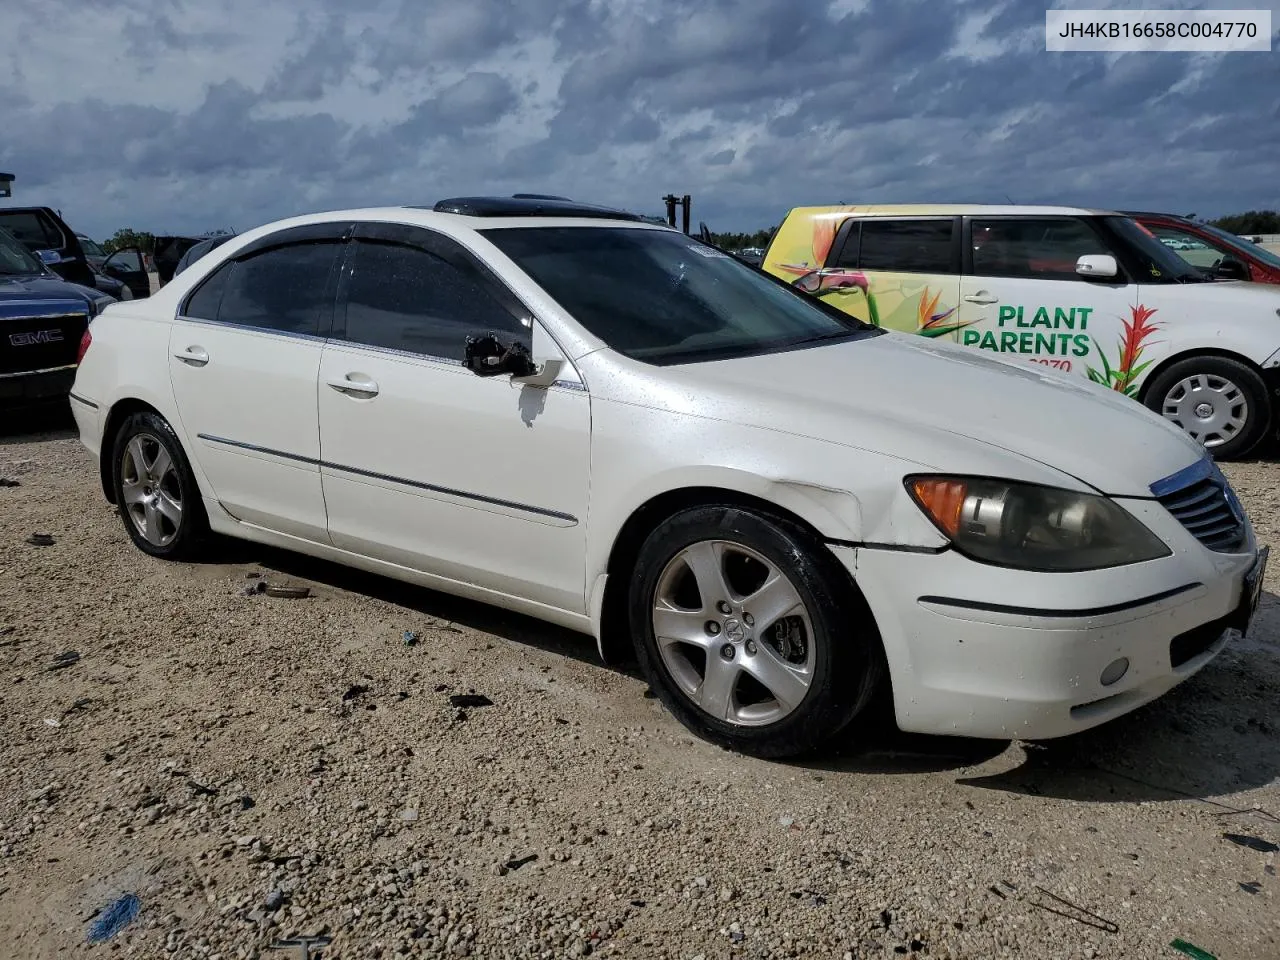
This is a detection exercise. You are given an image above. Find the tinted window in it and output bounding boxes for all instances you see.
[215,242,340,335]
[852,219,954,274]
[482,226,873,365]
[971,218,1114,281]
[108,249,144,272]
[0,228,43,275]
[341,239,527,360]
[184,262,231,320]
[0,211,61,251]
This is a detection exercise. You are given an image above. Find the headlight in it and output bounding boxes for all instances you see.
[905,475,1171,572]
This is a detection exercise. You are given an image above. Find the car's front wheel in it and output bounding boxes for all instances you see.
[110,410,208,559]
[1143,355,1271,461]
[628,503,885,758]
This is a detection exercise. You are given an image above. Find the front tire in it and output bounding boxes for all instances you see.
[110,410,208,559]
[628,504,885,758]
[1142,355,1270,461]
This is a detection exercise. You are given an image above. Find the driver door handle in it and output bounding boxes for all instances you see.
[173,345,209,366]
[963,292,999,305]
[326,374,380,398]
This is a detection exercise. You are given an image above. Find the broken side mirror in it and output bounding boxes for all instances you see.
[464,333,538,378]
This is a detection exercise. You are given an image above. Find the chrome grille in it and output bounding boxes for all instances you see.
[1151,458,1246,553]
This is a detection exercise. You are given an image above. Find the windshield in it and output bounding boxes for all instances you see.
[1105,216,1206,282]
[1199,223,1280,270]
[481,226,875,365]
[1105,215,1203,281]
[0,227,44,276]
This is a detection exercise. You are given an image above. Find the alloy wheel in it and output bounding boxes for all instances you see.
[651,539,815,727]
[119,433,184,547]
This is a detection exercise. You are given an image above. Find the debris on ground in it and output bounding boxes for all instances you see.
[503,854,538,871]
[341,684,369,702]
[0,478,20,487]
[240,581,266,596]
[1222,833,1280,854]
[265,584,310,599]
[26,532,55,547]
[1171,938,1219,960]
[85,893,140,943]
[44,651,81,671]
[1027,886,1118,933]
[403,630,419,646]
[448,693,494,708]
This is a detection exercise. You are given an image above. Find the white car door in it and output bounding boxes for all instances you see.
[955,216,1138,386]
[317,221,591,614]
[167,222,349,542]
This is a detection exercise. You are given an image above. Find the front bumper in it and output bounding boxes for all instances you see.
[840,496,1260,740]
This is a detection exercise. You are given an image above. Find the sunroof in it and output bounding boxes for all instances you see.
[418,196,648,221]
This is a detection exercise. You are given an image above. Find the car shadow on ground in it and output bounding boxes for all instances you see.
[0,403,77,445]
[212,538,630,676]
[798,594,1280,803]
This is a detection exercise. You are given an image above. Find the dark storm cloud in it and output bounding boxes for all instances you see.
[1,0,1276,238]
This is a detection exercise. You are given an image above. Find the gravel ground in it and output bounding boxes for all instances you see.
[1,410,1278,960]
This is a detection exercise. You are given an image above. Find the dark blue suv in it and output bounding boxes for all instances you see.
[0,225,114,407]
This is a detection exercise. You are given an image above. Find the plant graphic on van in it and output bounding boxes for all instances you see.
[915,287,972,338]
[1086,304,1162,396]
[774,215,882,326]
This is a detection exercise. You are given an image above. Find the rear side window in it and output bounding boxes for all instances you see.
[0,211,62,251]
[838,219,955,274]
[213,242,341,336]
[184,263,231,321]
[971,218,1112,281]
[340,239,528,360]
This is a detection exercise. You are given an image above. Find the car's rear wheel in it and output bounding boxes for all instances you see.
[1143,355,1270,461]
[628,503,885,758]
[110,410,208,559]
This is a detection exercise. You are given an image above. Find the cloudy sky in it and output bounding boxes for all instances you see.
[2,0,1277,240]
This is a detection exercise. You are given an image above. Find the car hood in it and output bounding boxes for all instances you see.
[654,331,1206,497]
[0,273,98,305]
[1151,277,1280,311]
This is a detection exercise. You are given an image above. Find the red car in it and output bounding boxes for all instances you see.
[1125,211,1280,285]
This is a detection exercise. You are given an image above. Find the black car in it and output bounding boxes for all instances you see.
[172,233,236,277]
[0,206,151,299]
[0,225,114,408]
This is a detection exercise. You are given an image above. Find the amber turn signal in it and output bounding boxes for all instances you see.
[908,477,969,538]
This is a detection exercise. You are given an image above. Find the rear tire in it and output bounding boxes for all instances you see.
[1143,355,1270,461]
[110,410,208,560]
[628,503,885,758]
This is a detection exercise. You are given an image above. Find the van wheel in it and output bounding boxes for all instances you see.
[627,503,885,758]
[110,410,208,559]
[1143,356,1270,460]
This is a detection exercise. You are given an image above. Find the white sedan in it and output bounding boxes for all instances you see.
[67,197,1268,758]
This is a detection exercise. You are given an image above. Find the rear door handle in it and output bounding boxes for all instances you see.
[963,293,999,305]
[173,345,209,366]
[326,374,380,398]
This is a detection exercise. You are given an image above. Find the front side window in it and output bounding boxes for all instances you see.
[340,238,528,360]
[482,226,873,365]
[849,219,955,274]
[213,242,341,335]
[971,218,1113,281]
[79,237,105,257]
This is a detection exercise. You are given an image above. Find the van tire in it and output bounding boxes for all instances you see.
[1142,355,1270,461]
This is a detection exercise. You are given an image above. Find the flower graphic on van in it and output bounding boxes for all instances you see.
[1086,304,1161,396]
[914,287,972,339]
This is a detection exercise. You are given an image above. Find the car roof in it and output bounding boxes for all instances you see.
[224,201,675,242]
[784,203,1120,218]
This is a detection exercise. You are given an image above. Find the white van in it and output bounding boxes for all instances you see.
[762,204,1280,460]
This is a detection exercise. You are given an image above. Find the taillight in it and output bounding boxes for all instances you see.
[76,327,92,365]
